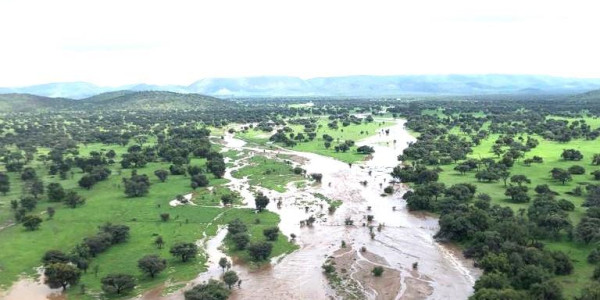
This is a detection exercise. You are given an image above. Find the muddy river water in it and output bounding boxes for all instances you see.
[1,119,480,300]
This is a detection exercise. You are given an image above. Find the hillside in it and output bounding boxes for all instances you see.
[0,91,232,112]
[570,89,600,101]
[78,91,232,110]
[0,93,70,112]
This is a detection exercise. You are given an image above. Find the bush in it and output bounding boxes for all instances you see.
[568,165,586,175]
[372,266,384,277]
[383,186,394,194]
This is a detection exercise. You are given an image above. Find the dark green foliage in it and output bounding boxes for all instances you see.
[20,196,37,211]
[255,192,270,212]
[123,173,150,197]
[561,149,583,161]
[372,266,384,276]
[184,279,230,300]
[137,255,167,278]
[42,250,70,265]
[154,169,169,182]
[44,263,81,290]
[263,226,279,241]
[47,182,65,202]
[64,190,85,208]
[222,270,239,289]
[247,241,273,261]
[22,215,42,231]
[0,172,10,195]
[101,274,136,294]
[170,242,198,262]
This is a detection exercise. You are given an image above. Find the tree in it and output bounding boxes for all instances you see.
[255,192,270,212]
[44,263,81,290]
[247,241,272,261]
[0,172,10,195]
[227,218,247,235]
[46,207,56,219]
[155,236,165,249]
[207,154,226,178]
[231,232,250,250]
[310,173,323,183]
[569,165,586,175]
[221,194,234,206]
[84,233,113,256]
[20,196,37,211]
[78,175,96,190]
[170,242,198,262]
[138,255,167,278]
[123,173,150,197]
[219,257,229,272]
[154,169,169,182]
[22,215,42,230]
[510,175,531,186]
[29,179,44,198]
[21,167,37,181]
[222,270,239,289]
[191,174,209,189]
[42,250,70,265]
[99,223,130,244]
[372,266,384,276]
[561,149,583,161]
[47,183,65,202]
[550,168,572,185]
[576,217,600,244]
[101,274,136,294]
[184,279,230,300]
[64,191,85,208]
[357,145,375,154]
[263,227,279,241]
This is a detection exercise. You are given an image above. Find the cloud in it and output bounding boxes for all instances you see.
[0,0,599,86]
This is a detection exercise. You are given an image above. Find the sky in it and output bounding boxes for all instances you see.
[0,0,599,87]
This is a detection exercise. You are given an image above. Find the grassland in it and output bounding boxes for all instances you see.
[231,155,305,192]
[235,118,394,163]
[418,114,600,298]
[216,209,299,263]
[0,142,296,299]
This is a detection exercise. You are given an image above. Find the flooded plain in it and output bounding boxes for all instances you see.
[1,118,480,300]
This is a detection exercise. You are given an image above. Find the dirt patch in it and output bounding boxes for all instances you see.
[324,247,403,300]
[402,270,434,300]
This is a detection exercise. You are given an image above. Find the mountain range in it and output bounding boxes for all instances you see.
[3,75,600,99]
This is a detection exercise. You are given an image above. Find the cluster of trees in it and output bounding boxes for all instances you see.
[40,223,130,291]
[394,100,600,299]
[225,217,274,262]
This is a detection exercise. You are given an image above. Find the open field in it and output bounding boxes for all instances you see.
[231,155,305,192]
[410,112,600,298]
[235,117,393,163]
[0,141,295,299]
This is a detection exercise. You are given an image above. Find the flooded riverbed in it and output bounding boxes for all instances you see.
[151,118,480,300]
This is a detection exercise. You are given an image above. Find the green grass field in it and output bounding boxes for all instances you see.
[0,142,296,299]
[231,155,305,192]
[418,114,600,297]
[235,118,393,163]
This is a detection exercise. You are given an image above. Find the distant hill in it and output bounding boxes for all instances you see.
[0,91,232,112]
[0,93,70,112]
[570,89,600,101]
[3,74,600,98]
[78,91,232,110]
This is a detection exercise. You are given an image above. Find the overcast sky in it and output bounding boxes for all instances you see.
[0,0,599,87]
